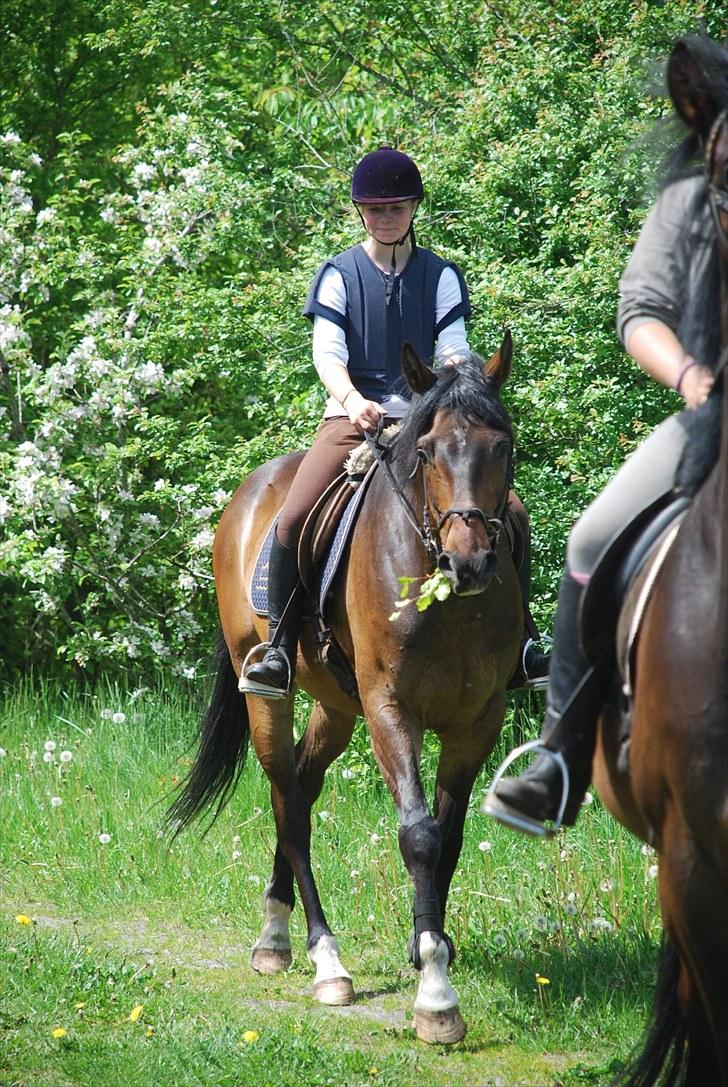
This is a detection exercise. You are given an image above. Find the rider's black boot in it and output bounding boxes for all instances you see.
[240,533,301,699]
[508,526,551,691]
[485,569,608,836]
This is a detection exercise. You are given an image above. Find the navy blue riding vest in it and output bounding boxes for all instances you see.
[302,245,471,402]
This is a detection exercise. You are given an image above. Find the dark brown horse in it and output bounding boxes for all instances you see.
[170,337,522,1043]
[594,46,728,1086]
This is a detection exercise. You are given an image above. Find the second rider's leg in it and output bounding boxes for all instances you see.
[486,415,689,835]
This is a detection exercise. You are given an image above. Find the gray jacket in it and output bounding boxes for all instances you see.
[617,174,717,364]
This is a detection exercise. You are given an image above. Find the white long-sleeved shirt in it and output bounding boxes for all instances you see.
[312,261,470,418]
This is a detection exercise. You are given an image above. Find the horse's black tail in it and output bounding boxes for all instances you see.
[166,630,250,835]
[610,936,688,1087]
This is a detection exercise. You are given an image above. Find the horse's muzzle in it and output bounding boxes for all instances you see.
[437,548,498,596]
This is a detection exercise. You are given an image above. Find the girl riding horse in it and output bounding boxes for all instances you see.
[240,146,549,699]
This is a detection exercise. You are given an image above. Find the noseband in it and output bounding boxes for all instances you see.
[364,420,512,564]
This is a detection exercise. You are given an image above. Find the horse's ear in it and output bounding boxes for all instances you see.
[483,329,512,390]
[667,40,720,139]
[402,341,437,394]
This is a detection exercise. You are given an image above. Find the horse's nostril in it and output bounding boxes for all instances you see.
[438,553,453,573]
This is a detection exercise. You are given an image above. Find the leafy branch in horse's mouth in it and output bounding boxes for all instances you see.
[389,571,452,621]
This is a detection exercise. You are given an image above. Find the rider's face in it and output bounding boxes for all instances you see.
[356,199,418,243]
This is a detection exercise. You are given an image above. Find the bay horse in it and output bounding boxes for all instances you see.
[593,45,728,1086]
[169,337,522,1043]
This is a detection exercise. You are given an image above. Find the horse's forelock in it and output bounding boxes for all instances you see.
[391,354,513,482]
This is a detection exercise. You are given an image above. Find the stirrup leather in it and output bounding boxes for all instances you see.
[238,642,293,698]
[482,740,570,839]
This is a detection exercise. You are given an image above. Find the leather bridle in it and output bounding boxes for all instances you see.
[364,417,512,565]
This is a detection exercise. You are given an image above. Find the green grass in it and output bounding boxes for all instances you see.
[0,680,661,1087]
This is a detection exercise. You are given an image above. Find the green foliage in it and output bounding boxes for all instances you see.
[0,0,720,678]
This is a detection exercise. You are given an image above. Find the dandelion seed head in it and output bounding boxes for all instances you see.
[478,840,492,853]
[0,747,7,757]
[232,850,242,861]
[512,948,525,961]
[534,915,548,931]
[317,810,330,822]
[50,795,62,808]
[648,864,659,880]
[43,751,54,763]
[341,767,355,779]
[44,740,56,752]
[111,712,126,724]
[98,832,112,845]
[582,791,593,806]
[493,933,507,947]
[59,750,73,764]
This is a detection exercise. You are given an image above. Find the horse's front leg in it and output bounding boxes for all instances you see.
[433,703,506,919]
[366,700,466,1044]
[247,698,355,1006]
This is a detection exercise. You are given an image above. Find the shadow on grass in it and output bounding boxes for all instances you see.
[458,929,658,1011]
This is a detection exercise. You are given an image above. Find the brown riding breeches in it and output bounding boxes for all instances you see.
[276,416,377,550]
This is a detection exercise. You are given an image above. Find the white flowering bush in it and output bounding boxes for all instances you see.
[0,89,322,680]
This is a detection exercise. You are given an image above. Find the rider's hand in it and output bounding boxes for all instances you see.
[680,362,714,410]
[344,390,385,432]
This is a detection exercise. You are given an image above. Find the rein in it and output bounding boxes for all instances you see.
[364,421,440,561]
[363,416,511,564]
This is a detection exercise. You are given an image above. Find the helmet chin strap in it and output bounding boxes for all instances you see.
[355,207,419,307]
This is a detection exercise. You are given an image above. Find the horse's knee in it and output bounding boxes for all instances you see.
[399,816,441,870]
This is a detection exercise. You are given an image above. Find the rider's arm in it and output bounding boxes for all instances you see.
[312,267,384,430]
[434,267,470,364]
[624,320,713,409]
[617,176,714,409]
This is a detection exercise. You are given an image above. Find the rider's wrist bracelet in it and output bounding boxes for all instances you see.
[341,389,357,408]
[674,356,698,394]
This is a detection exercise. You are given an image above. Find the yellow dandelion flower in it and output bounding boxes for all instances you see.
[535,974,551,986]
[51,1027,67,1039]
[368,1068,380,1077]
[146,1026,154,1037]
[242,1029,260,1043]
[15,914,32,926]
[129,1004,144,1023]
[74,1001,86,1010]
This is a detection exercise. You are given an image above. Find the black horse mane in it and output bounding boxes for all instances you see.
[389,353,514,486]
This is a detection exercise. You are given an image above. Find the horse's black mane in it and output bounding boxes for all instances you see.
[390,353,513,486]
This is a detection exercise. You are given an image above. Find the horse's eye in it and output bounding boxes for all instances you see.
[416,446,432,466]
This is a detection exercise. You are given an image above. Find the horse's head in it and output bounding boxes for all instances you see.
[395,333,514,597]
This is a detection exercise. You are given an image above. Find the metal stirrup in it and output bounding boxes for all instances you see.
[239,642,292,693]
[483,740,570,835]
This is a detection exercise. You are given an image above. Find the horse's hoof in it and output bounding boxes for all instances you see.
[413,1007,467,1045]
[251,947,292,975]
[313,976,355,1006]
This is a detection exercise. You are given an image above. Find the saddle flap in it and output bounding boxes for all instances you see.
[298,472,356,599]
[580,494,689,662]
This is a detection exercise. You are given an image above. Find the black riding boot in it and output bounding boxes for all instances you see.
[240,533,301,699]
[485,569,608,836]
[508,530,551,691]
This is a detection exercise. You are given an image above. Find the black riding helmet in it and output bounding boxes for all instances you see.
[351,146,424,304]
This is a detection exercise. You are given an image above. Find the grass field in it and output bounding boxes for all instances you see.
[0,679,662,1087]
